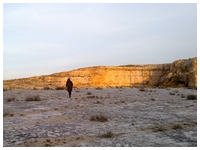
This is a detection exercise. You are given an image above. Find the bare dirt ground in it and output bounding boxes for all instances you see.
[3,87,197,147]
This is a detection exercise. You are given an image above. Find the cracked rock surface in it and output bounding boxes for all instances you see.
[3,88,197,147]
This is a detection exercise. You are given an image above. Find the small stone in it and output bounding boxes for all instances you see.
[78,143,87,147]
[55,133,60,136]
[116,143,121,147]
[123,144,129,147]
[48,134,57,138]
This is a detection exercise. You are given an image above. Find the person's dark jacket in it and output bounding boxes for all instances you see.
[66,79,73,92]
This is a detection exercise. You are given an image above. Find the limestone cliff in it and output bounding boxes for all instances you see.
[3,57,197,89]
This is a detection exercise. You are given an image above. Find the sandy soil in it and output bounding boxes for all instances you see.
[3,87,197,147]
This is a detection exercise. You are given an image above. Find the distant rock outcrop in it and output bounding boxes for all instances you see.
[3,57,197,89]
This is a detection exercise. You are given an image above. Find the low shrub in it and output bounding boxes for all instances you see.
[96,87,103,90]
[45,144,52,147]
[187,95,197,100]
[43,86,51,90]
[94,101,102,104]
[6,97,15,102]
[101,131,114,138]
[3,88,8,91]
[3,113,14,117]
[90,114,108,122]
[3,113,8,117]
[87,92,92,95]
[139,88,146,92]
[25,95,41,101]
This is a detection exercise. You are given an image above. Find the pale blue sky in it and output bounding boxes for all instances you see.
[3,3,197,80]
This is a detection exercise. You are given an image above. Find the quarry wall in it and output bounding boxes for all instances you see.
[3,57,197,89]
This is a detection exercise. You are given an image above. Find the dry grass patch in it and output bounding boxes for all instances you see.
[3,112,14,117]
[152,126,167,132]
[87,95,103,99]
[139,122,195,133]
[87,95,96,99]
[172,124,183,130]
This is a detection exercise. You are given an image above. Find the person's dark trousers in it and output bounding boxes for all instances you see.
[69,92,71,98]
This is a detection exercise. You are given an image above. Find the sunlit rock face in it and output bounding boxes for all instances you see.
[3,57,197,89]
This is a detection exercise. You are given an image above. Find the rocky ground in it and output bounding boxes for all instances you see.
[3,87,197,147]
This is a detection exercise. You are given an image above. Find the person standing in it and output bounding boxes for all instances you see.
[66,78,73,98]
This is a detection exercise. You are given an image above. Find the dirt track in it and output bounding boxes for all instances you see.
[3,87,197,147]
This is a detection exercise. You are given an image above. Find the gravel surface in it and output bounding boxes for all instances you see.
[3,87,197,147]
